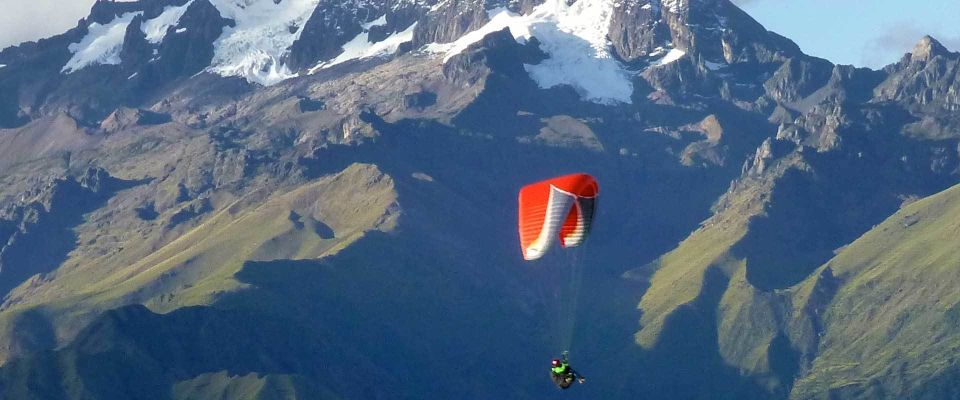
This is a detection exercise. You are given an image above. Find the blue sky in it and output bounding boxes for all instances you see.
[734,0,960,68]
[0,0,96,50]
[0,0,957,70]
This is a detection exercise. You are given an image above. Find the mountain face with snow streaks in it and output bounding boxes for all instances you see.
[0,0,959,399]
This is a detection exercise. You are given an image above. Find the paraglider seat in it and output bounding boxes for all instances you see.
[550,355,584,390]
[551,371,577,389]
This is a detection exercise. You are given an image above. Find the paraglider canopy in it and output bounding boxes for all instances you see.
[518,173,598,261]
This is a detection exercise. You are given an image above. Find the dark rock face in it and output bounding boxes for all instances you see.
[119,16,153,73]
[874,36,960,140]
[298,97,326,112]
[288,0,425,70]
[443,28,545,84]
[0,83,27,128]
[99,107,171,132]
[763,57,834,105]
[403,91,438,110]
[286,1,377,70]
[143,0,233,81]
[609,0,672,64]
[412,0,488,47]
[0,169,133,297]
[813,65,887,105]
[87,0,150,25]
[608,0,805,67]
[112,0,234,91]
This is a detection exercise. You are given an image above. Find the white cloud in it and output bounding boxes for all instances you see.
[0,0,97,50]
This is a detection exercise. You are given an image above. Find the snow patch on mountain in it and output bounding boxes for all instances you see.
[362,15,388,30]
[207,0,320,86]
[142,0,195,44]
[430,0,633,105]
[310,21,418,73]
[62,12,143,73]
[656,0,685,13]
[654,48,686,66]
[704,60,725,70]
[424,9,531,61]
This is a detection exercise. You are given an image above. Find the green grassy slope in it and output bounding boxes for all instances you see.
[620,149,805,399]
[0,163,398,364]
[642,179,960,399]
[632,142,960,399]
[791,183,960,399]
[634,150,803,349]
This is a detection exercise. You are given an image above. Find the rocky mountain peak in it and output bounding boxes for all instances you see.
[874,34,960,122]
[910,35,954,61]
[609,0,806,72]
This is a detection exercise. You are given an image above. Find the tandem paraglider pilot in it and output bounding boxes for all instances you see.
[550,355,586,389]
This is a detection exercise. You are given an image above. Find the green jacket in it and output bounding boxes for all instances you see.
[552,363,570,375]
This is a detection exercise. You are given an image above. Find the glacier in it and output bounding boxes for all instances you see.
[310,17,418,73]
[62,12,143,74]
[206,0,320,86]
[429,0,634,105]
[142,0,195,44]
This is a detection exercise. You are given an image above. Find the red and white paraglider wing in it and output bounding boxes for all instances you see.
[560,195,595,248]
[518,174,598,261]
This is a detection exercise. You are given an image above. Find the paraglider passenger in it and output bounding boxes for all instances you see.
[550,356,585,389]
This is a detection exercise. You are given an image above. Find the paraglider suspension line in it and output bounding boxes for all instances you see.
[559,245,586,351]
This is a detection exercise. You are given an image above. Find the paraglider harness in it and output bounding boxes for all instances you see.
[550,352,585,389]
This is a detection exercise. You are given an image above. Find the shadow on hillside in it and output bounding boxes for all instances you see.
[0,173,148,299]
[600,267,774,400]
[4,308,56,359]
[0,303,347,399]
[734,106,957,291]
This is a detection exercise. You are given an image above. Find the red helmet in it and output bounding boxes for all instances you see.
[551,359,561,367]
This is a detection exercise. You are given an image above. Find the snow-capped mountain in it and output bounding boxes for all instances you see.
[57,0,432,84]
[0,0,814,126]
